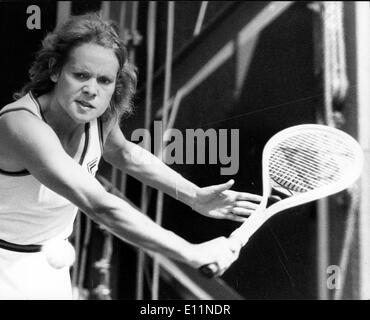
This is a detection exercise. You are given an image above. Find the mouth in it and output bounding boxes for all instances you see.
[76,100,95,109]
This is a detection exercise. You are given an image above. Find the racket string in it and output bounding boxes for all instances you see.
[270,155,341,181]
[270,157,339,192]
[271,151,341,188]
[268,132,357,193]
[281,138,355,169]
[275,146,349,173]
[283,132,355,160]
[279,134,355,169]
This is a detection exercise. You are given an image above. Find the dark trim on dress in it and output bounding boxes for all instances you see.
[0,107,38,119]
[79,123,90,165]
[29,91,47,122]
[0,238,41,253]
[97,117,104,154]
[0,168,30,176]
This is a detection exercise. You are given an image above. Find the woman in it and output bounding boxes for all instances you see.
[0,13,261,299]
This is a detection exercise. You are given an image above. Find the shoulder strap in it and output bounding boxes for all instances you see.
[0,92,42,120]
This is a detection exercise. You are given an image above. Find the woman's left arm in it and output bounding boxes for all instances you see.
[102,123,262,222]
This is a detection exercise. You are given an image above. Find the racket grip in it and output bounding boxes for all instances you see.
[199,263,219,278]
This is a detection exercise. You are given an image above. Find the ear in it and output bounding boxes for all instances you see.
[50,74,59,83]
[48,58,59,83]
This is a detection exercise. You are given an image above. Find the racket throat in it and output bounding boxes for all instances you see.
[267,186,292,207]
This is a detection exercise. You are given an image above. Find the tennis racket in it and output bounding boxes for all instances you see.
[200,124,364,278]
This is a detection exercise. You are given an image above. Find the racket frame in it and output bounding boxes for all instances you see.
[230,124,364,247]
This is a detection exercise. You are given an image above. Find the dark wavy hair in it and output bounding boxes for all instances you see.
[14,12,137,122]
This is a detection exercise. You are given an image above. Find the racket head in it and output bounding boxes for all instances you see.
[262,124,364,217]
[200,124,364,278]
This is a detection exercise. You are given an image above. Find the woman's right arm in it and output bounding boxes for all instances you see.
[0,111,240,276]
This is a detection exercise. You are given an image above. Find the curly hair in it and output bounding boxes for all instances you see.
[14,12,137,122]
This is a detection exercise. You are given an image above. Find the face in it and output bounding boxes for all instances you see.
[51,42,119,123]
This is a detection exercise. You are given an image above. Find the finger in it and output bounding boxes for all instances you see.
[230,191,263,202]
[216,263,228,277]
[225,214,247,223]
[235,192,263,202]
[214,208,243,219]
[234,201,259,210]
[217,251,239,276]
[231,207,254,217]
[211,179,235,194]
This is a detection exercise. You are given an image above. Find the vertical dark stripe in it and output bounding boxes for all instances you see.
[97,117,104,154]
[79,123,90,165]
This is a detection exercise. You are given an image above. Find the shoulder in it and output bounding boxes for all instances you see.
[99,114,120,142]
[0,110,59,155]
[0,93,40,118]
[0,110,62,171]
[0,107,46,133]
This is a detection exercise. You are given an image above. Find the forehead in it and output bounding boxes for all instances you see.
[66,43,119,76]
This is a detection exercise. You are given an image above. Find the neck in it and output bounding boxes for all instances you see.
[37,92,85,140]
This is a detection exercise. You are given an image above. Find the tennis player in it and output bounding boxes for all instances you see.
[0,13,261,299]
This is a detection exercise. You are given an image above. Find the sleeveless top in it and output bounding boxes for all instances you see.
[0,92,104,245]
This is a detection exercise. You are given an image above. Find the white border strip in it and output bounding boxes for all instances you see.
[356,1,370,300]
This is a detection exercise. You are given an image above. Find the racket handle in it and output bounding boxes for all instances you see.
[198,236,246,278]
[199,263,218,278]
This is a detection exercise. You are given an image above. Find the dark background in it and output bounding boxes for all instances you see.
[0,1,344,300]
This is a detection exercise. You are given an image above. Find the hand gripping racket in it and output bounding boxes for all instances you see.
[200,124,364,278]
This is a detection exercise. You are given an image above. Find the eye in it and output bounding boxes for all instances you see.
[98,77,113,85]
[74,72,89,80]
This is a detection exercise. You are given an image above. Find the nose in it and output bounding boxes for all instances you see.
[82,79,98,98]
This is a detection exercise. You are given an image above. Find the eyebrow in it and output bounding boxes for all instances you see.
[70,65,116,79]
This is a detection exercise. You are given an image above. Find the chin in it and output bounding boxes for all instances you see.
[70,113,96,124]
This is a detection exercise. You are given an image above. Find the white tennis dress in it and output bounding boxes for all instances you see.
[0,92,103,299]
